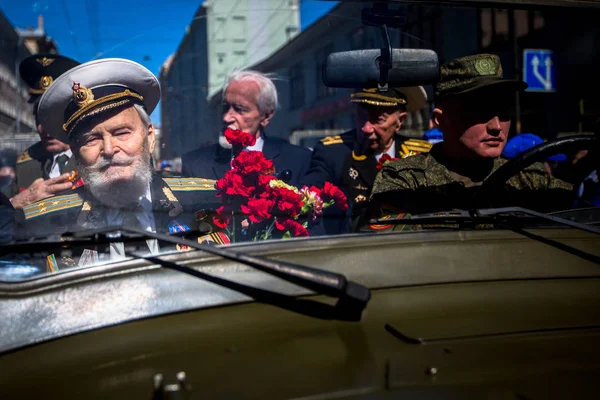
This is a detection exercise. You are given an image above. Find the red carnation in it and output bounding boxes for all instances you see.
[224,128,256,147]
[275,218,309,237]
[376,154,398,170]
[309,185,322,197]
[322,182,348,211]
[271,186,304,217]
[231,151,274,175]
[213,205,231,229]
[256,175,276,198]
[215,170,254,198]
[240,198,275,223]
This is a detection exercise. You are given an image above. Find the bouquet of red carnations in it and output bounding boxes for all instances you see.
[212,128,348,241]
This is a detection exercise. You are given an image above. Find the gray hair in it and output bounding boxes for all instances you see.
[223,70,279,115]
[133,103,152,127]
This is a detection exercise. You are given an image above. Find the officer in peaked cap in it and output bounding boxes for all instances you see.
[19,58,220,257]
[6,54,81,209]
[364,54,575,231]
[302,85,432,235]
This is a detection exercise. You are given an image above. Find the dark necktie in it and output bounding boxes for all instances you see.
[56,154,70,175]
[121,206,145,231]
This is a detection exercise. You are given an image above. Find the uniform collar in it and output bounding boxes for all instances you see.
[375,140,396,162]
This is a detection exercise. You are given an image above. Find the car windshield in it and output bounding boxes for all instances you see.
[0,0,598,281]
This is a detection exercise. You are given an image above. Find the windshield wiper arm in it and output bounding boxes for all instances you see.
[68,226,370,321]
[371,207,600,235]
[371,207,600,265]
[474,207,600,234]
[130,252,357,321]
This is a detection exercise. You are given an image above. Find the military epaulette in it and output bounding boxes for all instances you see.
[164,177,217,192]
[23,193,83,220]
[399,139,433,158]
[404,139,433,153]
[320,135,344,146]
[16,151,33,164]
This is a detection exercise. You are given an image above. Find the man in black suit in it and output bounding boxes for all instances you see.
[182,70,311,186]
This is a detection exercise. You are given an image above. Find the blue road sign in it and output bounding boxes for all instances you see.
[523,49,556,92]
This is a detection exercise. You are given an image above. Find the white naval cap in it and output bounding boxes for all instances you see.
[37,58,160,143]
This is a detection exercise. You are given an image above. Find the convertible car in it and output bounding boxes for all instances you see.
[1,0,599,398]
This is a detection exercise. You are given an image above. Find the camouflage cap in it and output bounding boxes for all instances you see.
[434,54,527,101]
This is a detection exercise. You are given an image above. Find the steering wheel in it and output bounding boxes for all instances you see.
[475,135,600,206]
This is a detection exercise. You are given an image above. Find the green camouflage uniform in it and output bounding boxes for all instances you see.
[369,144,574,215]
[357,54,575,231]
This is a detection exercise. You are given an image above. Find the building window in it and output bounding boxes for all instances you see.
[315,44,335,99]
[515,9,529,38]
[479,9,493,48]
[231,15,246,43]
[493,9,509,41]
[289,62,304,110]
[533,10,545,30]
[215,17,226,42]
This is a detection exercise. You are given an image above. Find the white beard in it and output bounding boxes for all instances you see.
[78,140,153,209]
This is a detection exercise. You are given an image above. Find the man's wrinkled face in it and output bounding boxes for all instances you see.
[222,80,272,137]
[435,88,513,159]
[73,106,155,205]
[355,104,406,153]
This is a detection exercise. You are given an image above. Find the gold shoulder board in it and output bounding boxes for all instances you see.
[320,135,343,146]
[164,177,217,192]
[17,151,33,164]
[24,193,84,220]
[404,139,433,153]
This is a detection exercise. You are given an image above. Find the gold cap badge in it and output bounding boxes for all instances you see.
[72,82,95,108]
[39,76,53,90]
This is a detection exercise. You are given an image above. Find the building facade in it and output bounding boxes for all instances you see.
[159,5,210,160]
[160,0,300,158]
[0,11,36,144]
[205,2,599,147]
[205,0,300,99]
[206,2,481,147]
[477,7,600,138]
[0,13,61,153]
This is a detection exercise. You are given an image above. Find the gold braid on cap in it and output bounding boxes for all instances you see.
[350,92,407,107]
[62,83,144,134]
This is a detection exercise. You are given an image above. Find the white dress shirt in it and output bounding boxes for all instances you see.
[49,149,73,178]
[230,134,265,169]
[245,135,265,152]
[375,140,396,162]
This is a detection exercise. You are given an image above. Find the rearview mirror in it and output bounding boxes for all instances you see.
[323,49,439,88]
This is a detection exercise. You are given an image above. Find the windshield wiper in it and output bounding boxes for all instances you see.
[371,207,600,235]
[370,207,600,265]
[22,226,370,321]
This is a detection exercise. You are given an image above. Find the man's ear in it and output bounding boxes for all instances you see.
[260,111,274,128]
[147,123,156,153]
[432,108,443,128]
[395,111,407,132]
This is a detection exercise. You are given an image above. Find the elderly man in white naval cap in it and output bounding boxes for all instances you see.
[19,58,220,252]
